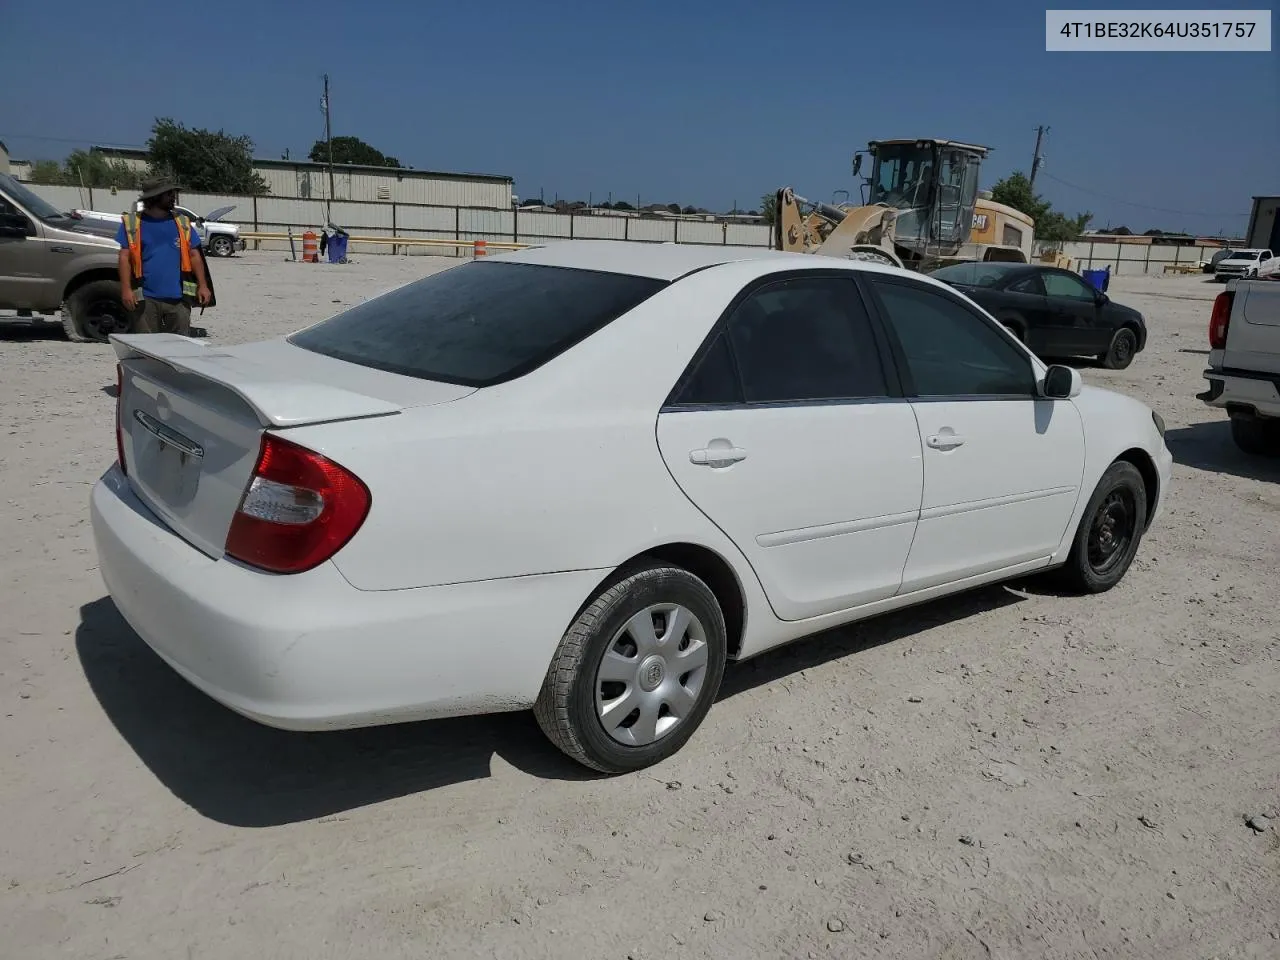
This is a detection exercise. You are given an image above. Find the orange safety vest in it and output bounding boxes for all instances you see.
[121,211,197,301]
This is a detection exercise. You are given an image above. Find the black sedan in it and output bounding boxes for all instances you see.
[927,262,1147,370]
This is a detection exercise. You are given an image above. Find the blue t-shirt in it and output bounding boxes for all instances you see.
[116,213,202,300]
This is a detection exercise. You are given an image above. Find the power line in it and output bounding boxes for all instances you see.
[1039,170,1247,220]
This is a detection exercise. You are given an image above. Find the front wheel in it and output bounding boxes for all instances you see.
[208,234,235,258]
[61,279,132,343]
[1055,461,1148,594]
[534,561,727,773]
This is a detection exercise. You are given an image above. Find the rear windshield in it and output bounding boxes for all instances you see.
[289,261,667,386]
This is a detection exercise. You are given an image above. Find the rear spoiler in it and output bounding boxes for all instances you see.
[110,333,402,428]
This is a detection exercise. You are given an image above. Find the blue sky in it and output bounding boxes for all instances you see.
[3,0,1275,234]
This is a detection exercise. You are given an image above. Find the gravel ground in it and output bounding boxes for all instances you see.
[1,252,1277,959]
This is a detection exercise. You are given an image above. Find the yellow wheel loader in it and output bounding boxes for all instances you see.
[773,138,1035,271]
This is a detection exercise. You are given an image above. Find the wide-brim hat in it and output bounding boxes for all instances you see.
[138,176,179,201]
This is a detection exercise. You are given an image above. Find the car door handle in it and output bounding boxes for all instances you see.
[926,434,966,450]
[690,443,747,467]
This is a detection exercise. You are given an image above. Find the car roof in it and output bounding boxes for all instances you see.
[493,239,824,281]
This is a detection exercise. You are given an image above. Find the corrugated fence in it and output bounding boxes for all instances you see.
[23,184,773,257]
[19,184,1235,272]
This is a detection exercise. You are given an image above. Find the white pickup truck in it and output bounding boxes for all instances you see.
[1199,278,1280,455]
[72,202,246,258]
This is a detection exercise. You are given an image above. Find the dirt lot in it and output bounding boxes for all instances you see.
[1,253,1277,959]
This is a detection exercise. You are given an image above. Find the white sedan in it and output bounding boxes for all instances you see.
[90,240,1173,773]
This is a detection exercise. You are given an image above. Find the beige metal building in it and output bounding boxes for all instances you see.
[87,146,515,209]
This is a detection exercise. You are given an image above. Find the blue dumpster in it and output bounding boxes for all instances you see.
[1082,267,1109,292]
[326,231,349,263]
[1080,268,1111,291]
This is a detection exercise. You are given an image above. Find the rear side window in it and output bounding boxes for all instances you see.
[289,261,667,386]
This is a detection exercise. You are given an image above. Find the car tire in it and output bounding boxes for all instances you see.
[1055,461,1148,594]
[61,280,131,344]
[208,234,235,258]
[1101,327,1138,370]
[534,560,728,774]
[1230,415,1280,457]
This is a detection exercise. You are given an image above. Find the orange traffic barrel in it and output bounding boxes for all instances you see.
[302,230,318,262]
[473,239,487,258]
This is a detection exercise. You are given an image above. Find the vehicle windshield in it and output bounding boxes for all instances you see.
[1225,251,1260,260]
[0,173,69,221]
[288,261,668,386]
[868,143,935,210]
[928,262,1023,287]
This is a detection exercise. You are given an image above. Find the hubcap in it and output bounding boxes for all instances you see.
[84,299,128,340]
[1087,489,1136,575]
[595,603,709,747]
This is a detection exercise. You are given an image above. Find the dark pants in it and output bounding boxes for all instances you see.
[133,298,191,335]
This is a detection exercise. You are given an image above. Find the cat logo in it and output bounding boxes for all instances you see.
[972,213,989,230]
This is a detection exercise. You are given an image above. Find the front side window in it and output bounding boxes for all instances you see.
[1042,270,1098,301]
[869,277,1035,398]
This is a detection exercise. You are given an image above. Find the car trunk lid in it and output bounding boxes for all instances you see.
[112,333,474,559]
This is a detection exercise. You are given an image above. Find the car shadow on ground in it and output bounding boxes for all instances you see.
[78,583,1028,828]
[1165,421,1280,483]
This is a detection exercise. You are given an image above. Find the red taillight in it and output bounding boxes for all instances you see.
[115,363,127,475]
[1209,292,1233,349]
[225,433,371,574]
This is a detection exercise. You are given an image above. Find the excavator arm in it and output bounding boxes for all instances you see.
[772,187,904,268]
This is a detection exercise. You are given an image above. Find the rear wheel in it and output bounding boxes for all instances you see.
[1101,327,1138,370]
[61,280,131,343]
[1230,415,1280,457]
[534,561,727,773]
[1055,461,1147,594]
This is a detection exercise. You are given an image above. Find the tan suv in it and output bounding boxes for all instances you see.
[0,173,132,342]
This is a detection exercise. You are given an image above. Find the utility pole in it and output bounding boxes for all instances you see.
[1029,125,1048,191]
[322,74,335,213]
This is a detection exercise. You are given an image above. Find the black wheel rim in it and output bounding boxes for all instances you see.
[81,298,130,341]
[1087,489,1137,575]
[1114,333,1134,364]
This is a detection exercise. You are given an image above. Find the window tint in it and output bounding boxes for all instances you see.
[289,261,666,386]
[870,278,1034,398]
[674,333,741,405]
[1042,271,1098,300]
[1008,274,1045,295]
[724,277,889,403]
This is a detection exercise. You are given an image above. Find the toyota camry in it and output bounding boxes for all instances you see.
[90,240,1173,773]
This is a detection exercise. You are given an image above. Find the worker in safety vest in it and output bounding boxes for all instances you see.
[116,176,212,334]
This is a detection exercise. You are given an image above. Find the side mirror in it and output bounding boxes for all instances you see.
[852,153,863,177]
[0,212,33,237]
[1042,364,1082,399]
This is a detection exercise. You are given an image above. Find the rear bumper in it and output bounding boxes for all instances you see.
[90,464,604,731]
[1198,367,1280,420]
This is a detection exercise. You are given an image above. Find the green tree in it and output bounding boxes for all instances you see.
[65,150,143,190]
[759,191,778,225]
[27,159,70,184]
[308,135,401,168]
[990,171,1091,244]
[146,118,269,194]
